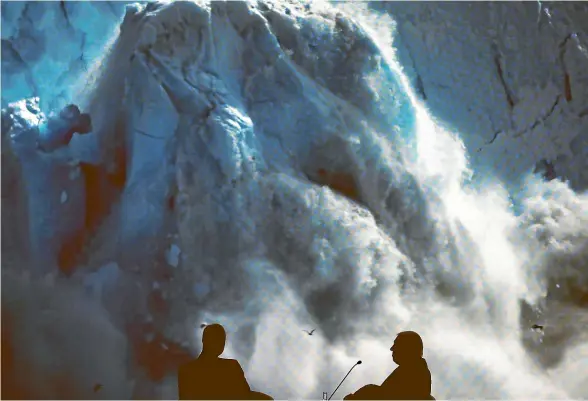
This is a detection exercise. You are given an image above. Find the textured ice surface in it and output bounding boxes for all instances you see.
[374,1,588,190]
[1,1,128,111]
[2,1,587,190]
[3,98,87,274]
[1,1,588,400]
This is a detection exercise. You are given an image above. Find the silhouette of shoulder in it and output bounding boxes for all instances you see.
[220,358,249,380]
[178,323,273,400]
[178,357,251,400]
[380,358,432,400]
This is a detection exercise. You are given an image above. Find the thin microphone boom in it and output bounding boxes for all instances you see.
[328,360,362,400]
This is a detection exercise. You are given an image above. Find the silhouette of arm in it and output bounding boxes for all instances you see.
[228,359,252,395]
[380,367,431,400]
[344,384,382,400]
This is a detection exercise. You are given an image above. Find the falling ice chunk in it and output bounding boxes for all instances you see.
[166,244,181,268]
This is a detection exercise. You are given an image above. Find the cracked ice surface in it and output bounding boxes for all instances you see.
[377,1,588,190]
[1,1,129,112]
[3,2,587,189]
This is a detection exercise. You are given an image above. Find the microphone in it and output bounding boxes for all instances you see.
[328,360,362,400]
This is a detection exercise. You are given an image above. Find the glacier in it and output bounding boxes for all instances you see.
[1,1,588,399]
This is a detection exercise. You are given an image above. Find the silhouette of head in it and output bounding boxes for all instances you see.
[391,331,423,365]
[201,324,226,358]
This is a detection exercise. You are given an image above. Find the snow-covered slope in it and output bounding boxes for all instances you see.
[2,1,588,400]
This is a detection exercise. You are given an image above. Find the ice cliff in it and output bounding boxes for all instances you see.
[2,1,588,189]
[376,1,588,190]
[1,1,588,400]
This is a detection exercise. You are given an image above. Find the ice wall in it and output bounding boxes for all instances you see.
[375,1,588,189]
[2,1,588,399]
[1,1,129,111]
[2,1,587,189]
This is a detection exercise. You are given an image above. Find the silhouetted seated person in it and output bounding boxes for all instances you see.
[344,331,434,400]
[178,323,273,400]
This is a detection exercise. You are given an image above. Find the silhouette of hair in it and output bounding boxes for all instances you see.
[395,331,424,357]
[202,323,226,357]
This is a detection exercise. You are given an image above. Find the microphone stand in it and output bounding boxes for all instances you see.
[328,360,362,400]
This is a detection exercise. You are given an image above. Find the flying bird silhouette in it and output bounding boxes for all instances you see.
[531,324,544,331]
[303,329,316,336]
